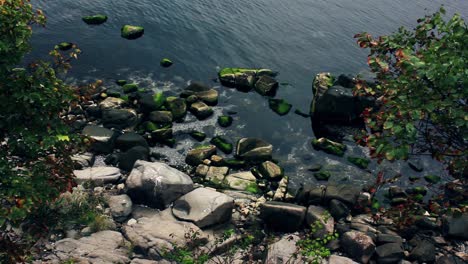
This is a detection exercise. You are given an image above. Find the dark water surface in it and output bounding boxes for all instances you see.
[30,0,468,189]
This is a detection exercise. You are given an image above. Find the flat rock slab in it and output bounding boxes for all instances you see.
[126,161,193,209]
[172,188,234,228]
[224,171,256,191]
[73,166,121,185]
[44,231,130,263]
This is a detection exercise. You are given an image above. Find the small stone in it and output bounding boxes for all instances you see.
[160,58,173,68]
[258,161,283,180]
[121,25,144,40]
[189,101,213,120]
[254,75,278,96]
[189,131,206,141]
[311,137,346,157]
[122,83,138,94]
[186,145,217,166]
[82,14,107,25]
[218,115,233,127]
[424,175,441,184]
[195,164,209,177]
[57,42,73,51]
[210,136,233,154]
[268,98,292,115]
[314,171,331,181]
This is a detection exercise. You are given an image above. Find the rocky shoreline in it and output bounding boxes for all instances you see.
[35,69,467,264]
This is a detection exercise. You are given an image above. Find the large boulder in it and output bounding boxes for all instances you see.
[115,132,148,151]
[172,188,234,228]
[235,138,273,162]
[82,125,115,154]
[181,82,219,106]
[44,231,130,263]
[341,230,376,263]
[102,108,138,129]
[259,201,307,232]
[313,85,360,123]
[73,166,121,185]
[126,161,194,209]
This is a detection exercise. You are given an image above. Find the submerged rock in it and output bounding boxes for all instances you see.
[268,98,292,116]
[160,58,173,68]
[311,137,346,157]
[57,42,73,51]
[236,137,273,162]
[122,83,138,94]
[172,188,234,228]
[314,170,331,181]
[82,14,108,25]
[121,25,144,39]
[347,156,370,169]
[116,80,127,86]
[73,166,121,185]
[210,136,233,154]
[126,161,193,209]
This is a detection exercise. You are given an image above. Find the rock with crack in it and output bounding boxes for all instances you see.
[172,188,234,228]
[126,161,193,209]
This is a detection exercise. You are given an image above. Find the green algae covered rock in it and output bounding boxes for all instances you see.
[210,136,233,154]
[189,131,206,142]
[121,25,144,39]
[314,171,331,181]
[82,14,108,25]
[57,42,73,51]
[347,156,370,169]
[424,175,441,184]
[311,137,346,157]
[218,116,233,128]
[268,99,292,116]
[218,68,276,90]
[166,97,187,121]
[310,72,334,114]
[153,92,166,110]
[123,83,138,94]
[116,80,127,86]
[160,58,173,68]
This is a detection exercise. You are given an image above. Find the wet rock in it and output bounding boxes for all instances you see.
[107,194,133,221]
[122,83,139,94]
[151,128,173,142]
[258,161,283,180]
[224,171,257,191]
[102,108,138,129]
[82,14,108,25]
[341,230,376,263]
[73,166,121,185]
[375,243,404,264]
[265,234,302,264]
[328,255,359,264]
[126,161,193,209]
[347,156,370,169]
[314,170,331,181]
[377,234,403,245]
[218,68,275,90]
[305,205,334,238]
[121,25,144,39]
[160,58,173,68]
[166,97,187,121]
[186,145,217,166]
[181,82,219,106]
[189,101,213,120]
[311,137,346,157]
[329,199,350,220]
[205,166,229,185]
[268,98,292,116]
[254,75,278,96]
[236,138,273,162]
[312,85,363,123]
[259,201,307,232]
[116,80,127,86]
[217,115,233,127]
[149,110,173,124]
[210,136,233,154]
[139,93,163,113]
[82,125,115,154]
[442,213,468,239]
[297,184,361,206]
[189,131,206,142]
[425,174,441,184]
[118,146,150,171]
[57,42,73,51]
[115,132,148,151]
[99,97,125,110]
[335,74,355,88]
[46,231,130,263]
[409,239,435,263]
[172,188,234,228]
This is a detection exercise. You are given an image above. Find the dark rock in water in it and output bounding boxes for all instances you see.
[259,201,306,232]
[217,115,233,127]
[186,95,199,104]
[116,80,127,86]
[408,158,424,172]
[314,171,331,181]
[122,83,138,94]
[329,199,350,220]
[294,109,310,118]
[313,85,360,123]
[151,128,173,142]
[102,108,138,129]
[181,82,218,106]
[210,136,233,154]
[138,93,165,113]
[268,98,292,116]
[189,131,206,142]
[82,125,115,154]
[254,75,278,96]
[85,104,102,118]
[118,146,150,171]
[165,97,187,121]
[149,110,173,124]
[424,174,441,184]
[57,42,73,51]
[347,156,370,169]
[341,230,376,264]
[388,186,407,198]
[160,58,173,68]
[115,132,148,152]
[189,101,213,120]
[126,161,193,209]
[121,25,144,40]
[311,137,346,157]
[258,161,283,180]
[308,164,322,172]
[335,74,355,88]
[82,14,107,25]
[375,243,404,264]
[236,138,273,162]
[442,213,468,239]
[185,145,217,166]
[218,68,275,91]
[107,89,121,98]
[297,184,361,206]
[409,240,435,263]
[221,158,246,169]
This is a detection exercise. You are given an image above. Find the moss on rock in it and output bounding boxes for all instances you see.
[160,58,173,68]
[218,115,233,127]
[268,99,292,116]
[347,156,370,169]
[121,25,144,40]
[210,136,233,154]
[189,131,206,142]
[311,138,346,157]
[82,14,108,25]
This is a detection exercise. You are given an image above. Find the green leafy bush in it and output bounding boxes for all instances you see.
[354,7,467,175]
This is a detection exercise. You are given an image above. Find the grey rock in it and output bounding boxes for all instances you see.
[71,152,94,169]
[181,82,219,106]
[82,125,115,154]
[259,201,307,232]
[99,97,125,110]
[102,108,138,129]
[305,205,334,238]
[224,171,256,191]
[73,166,121,185]
[328,255,360,264]
[265,234,303,264]
[172,188,234,228]
[195,164,210,177]
[341,230,376,263]
[442,213,468,239]
[107,194,133,221]
[409,239,435,263]
[258,161,283,180]
[329,199,350,220]
[205,166,229,185]
[375,243,404,264]
[185,145,217,166]
[377,234,403,245]
[115,132,148,151]
[236,138,273,162]
[126,161,193,209]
